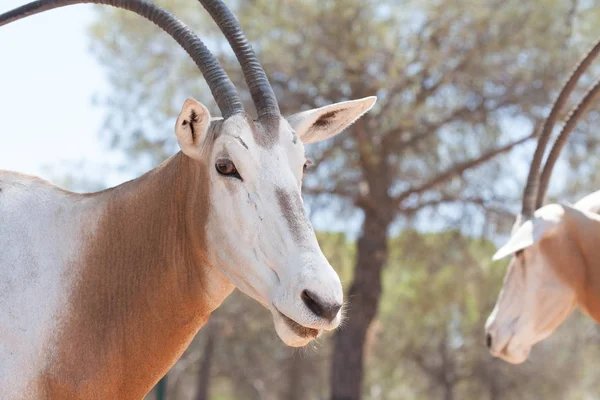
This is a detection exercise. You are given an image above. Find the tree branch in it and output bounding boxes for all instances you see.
[393,133,535,207]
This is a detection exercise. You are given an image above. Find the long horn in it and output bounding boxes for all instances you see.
[521,39,600,218]
[536,78,600,208]
[197,0,280,118]
[0,0,244,118]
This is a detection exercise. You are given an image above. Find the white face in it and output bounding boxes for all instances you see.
[205,115,343,346]
[174,96,377,346]
[485,245,576,364]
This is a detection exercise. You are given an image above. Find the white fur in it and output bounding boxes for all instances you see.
[0,172,100,398]
[202,115,344,346]
[574,189,600,213]
[288,97,377,144]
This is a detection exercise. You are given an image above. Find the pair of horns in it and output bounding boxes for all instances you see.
[0,0,279,119]
[521,38,600,218]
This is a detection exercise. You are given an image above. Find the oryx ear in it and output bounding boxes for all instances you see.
[287,96,377,144]
[175,98,211,160]
[493,205,564,261]
[574,190,600,213]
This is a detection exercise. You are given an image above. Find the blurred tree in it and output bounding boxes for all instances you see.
[367,230,586,400]
[90,0,600,398]
[142,231,600,400]
[195,319,218,400]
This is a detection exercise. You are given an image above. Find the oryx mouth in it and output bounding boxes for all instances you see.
[491,332,514,359]
[276,309,319,338]
[498,341,511,358]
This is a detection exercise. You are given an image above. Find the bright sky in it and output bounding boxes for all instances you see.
[0,1,125,187]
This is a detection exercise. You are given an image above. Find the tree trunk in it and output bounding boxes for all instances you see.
[154,377,167,400]
[443,383,454,400]
[287,353,306,400]
[329,208,390,400]
[195,323,217,400]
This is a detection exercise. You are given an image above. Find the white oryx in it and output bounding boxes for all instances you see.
[485,39,600,364]
[0,0,376,398]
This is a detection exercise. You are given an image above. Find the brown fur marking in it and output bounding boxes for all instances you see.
[303,108,351,143]
[558,208,600,321]
[313,110,341,128]
[39,153,232,399]
[275,188,312,244]
[250,114,280,149]
[539,207,600,322]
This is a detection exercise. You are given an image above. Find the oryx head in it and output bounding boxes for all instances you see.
[174,0,376,347]
[176,95,374,346]
[0,0,376,347]
[174,95,375,347]
[174,0,378,346]
[485,40,600,363]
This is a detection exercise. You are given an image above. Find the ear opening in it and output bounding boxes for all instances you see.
[288,96,377,144]
[175,98,211,160]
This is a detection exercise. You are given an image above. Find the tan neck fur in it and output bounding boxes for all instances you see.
[543,207,600,323]
[40,152,233,399]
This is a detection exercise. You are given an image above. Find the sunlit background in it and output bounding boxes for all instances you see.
[0,0,128,187]
[3,0,600,399]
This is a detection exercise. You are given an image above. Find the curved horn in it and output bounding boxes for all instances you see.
[198,0,280,118]
[535,78,600,208]
[0,0,244,118]
[521,39,600,218]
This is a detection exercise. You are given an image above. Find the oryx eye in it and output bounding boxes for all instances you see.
[515,250,524,258]
[215,158,242,180]
[303,159,313,173]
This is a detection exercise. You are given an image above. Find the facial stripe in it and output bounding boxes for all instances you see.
[247,114,279,149]
[276,188,312,243]
[235,136,249,150]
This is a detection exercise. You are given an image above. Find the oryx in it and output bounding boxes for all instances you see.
[485,38,600,364]
[0,0,376,397]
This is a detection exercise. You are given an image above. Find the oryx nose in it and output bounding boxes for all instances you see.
[486,333,493,349]
[301,290,341,322]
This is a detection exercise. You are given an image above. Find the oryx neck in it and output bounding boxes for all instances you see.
[561,210,600,322]
[41,152,233,398]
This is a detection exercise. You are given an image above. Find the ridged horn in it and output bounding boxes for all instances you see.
[197,0,280,118]
[536,78,600,208]
[521,39,600,218]
[0,0,244,118]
